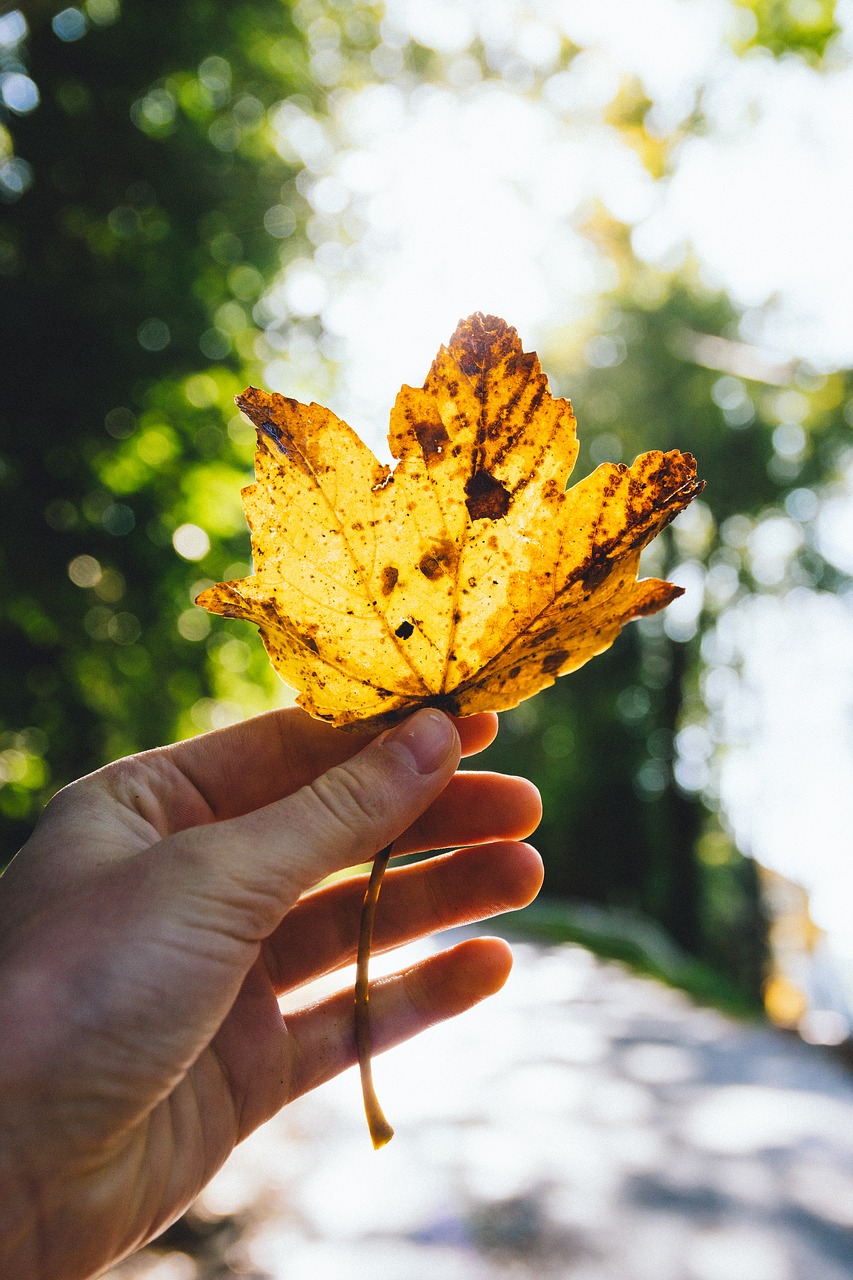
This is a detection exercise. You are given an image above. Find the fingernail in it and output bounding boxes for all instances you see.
[383,709,457,775]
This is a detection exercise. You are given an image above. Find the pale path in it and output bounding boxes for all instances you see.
[109,936,853,1280]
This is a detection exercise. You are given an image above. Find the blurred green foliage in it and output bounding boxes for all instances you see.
[494,897,762,1018]
[731,0,841,62]
[0,0,325,848]
[2,0,851,1010]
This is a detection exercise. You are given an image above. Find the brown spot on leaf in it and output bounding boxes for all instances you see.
[381,565,399,595]
[234,395,311,477]
[414,420,451,461]
[582,558,611,592]
[634,584,684,616]
[542,649,569,674]
[465,469,511,521]
[453,313,513,380]
[419,538,457,580]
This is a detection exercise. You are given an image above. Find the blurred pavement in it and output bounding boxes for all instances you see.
[108,935,853,1280]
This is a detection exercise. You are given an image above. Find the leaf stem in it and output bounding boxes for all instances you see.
[355,840,395,1148]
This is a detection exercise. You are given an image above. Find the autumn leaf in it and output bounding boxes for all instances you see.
[197,313,703,729]
[196,313,703,1149]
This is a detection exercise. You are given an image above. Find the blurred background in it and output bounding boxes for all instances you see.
[2,1,853,1275]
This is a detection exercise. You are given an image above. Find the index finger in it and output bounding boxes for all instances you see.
[160,706,500,823]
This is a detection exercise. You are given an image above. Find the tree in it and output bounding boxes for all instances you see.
[481,236,852,998]
[1,0,321,857]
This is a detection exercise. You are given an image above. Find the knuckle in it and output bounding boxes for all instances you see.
[307,760,389,836]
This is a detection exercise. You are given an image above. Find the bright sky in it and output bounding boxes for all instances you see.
[266,0,853,442]
[263,0,853,962]
[716,591,853,949]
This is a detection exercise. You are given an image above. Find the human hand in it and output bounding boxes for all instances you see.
[0,707,541,1280]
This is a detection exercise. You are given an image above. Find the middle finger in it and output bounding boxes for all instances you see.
[262,838,544,994]
[394,769,541,858]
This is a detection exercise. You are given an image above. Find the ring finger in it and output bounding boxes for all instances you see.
[262,839,543,994]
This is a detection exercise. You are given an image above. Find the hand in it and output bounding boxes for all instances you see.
[0,707,541,1280]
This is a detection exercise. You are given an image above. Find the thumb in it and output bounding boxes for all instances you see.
[177,708,461,936]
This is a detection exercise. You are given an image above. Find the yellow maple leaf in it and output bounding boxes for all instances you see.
[196,313,704,1149]
[197,313,702,728]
